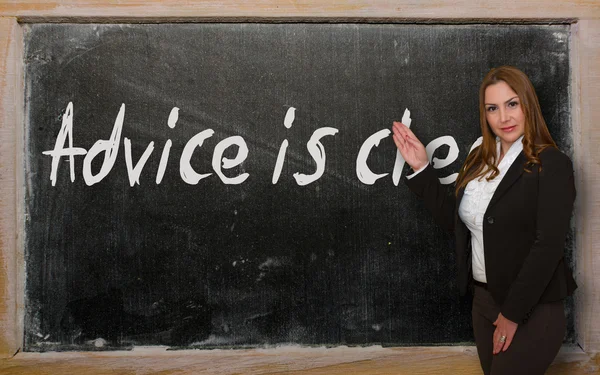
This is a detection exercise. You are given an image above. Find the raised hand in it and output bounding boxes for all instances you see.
[392,121,428,171]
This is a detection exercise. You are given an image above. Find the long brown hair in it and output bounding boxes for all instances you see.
[455,66,557,195]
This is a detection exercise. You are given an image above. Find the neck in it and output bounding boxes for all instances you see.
[500,141,514,157]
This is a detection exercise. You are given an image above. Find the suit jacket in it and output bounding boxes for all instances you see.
[405,146,577,324]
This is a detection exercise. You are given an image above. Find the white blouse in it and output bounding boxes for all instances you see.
[458,135,524,283]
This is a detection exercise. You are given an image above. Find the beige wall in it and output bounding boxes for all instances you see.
[573,18,600,354]
[1,1,599,373]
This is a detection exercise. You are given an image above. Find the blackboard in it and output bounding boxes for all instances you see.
[24,23,573,350]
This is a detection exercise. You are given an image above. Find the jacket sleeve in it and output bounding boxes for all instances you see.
[500,149,576,323]
[404,164,457,233]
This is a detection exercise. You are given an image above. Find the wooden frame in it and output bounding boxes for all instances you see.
[1,1,599,373]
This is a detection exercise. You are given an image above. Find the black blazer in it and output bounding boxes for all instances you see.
[405,146,577,324]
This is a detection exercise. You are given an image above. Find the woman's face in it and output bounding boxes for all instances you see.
[484,81,526,154]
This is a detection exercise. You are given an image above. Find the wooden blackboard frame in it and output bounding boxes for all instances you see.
[1,1,599,373]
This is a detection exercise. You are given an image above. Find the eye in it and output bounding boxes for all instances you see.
[508,100,519,108]
[486,106,497,112]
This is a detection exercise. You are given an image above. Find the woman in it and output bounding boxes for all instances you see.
[392,66,577,375]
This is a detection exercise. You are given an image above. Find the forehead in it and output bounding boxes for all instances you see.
[484,81,518,103]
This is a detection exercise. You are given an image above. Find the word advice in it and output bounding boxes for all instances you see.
[43,103,477,187]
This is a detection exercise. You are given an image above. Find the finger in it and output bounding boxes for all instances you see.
[493,329,504,355]
[494,336,503,355]
[393,132,413,154]
[393,124,425,165]
[393,121,411,137]
[392,132,407,147]
[392,122,408,138]
[392,133,405,151]
[502,331,516,352]
[502,336,513,352]
[391,125,405,141]
[492,329,499,354]
[399,128,423,149]
[395,128,417,146]
[404,135,423,149]
[393,136,413,159]
[402,124,420,140]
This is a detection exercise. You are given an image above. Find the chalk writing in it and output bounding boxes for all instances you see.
[43,103,476,187]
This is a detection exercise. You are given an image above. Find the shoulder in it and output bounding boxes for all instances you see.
[537,147,573,175]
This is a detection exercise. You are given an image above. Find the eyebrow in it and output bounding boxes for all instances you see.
[485,96,519,106]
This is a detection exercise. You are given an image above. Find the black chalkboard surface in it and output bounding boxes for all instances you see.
[24,23,572,350]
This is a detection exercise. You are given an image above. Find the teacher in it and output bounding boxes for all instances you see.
[392,66,577,375]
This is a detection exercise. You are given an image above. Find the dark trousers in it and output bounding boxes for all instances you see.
[472,284,566,375]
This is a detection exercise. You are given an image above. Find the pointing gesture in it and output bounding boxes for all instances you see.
[392,121,428,171]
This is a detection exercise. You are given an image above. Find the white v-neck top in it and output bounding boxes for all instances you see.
[458,136,524,283]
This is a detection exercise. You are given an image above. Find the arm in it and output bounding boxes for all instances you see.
[392,122,457,233]
[404,164,457,233]
[500,149,576,323]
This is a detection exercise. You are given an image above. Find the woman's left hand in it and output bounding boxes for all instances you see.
[493,313,518,354]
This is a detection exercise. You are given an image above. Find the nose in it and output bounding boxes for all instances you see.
[499,108,510,123]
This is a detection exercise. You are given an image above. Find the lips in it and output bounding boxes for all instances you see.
[501,125,517,132]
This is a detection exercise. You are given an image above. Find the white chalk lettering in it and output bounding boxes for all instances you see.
[212,136,249,184]
[272,140,289,184]
[82,104,125,186]
[124,138,154,186]
[179,129,214,184]
[167,107,179,129]
[156,140,172,185]
[44,104,476,188]
[283,107,295,129]
[426,135,459,185]
[356,129,390,185]
[272,107,295,184]
[42,102,87,186]
[156,107,179,184]
[293,127,339,186]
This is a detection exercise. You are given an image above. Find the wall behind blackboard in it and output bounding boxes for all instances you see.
[24,23,572,350]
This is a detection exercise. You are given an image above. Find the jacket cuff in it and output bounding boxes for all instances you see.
[501,303,531,325]
[404,163,437,198]
[406,163,429,180]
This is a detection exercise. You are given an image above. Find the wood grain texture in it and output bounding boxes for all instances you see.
[0,1,598,374]
[573,19,600,353]
[0,16,23,359]
[0,0,598,21]
[0,346,598,375]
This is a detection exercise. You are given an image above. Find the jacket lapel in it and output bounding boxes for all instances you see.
[486,151,526,210]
